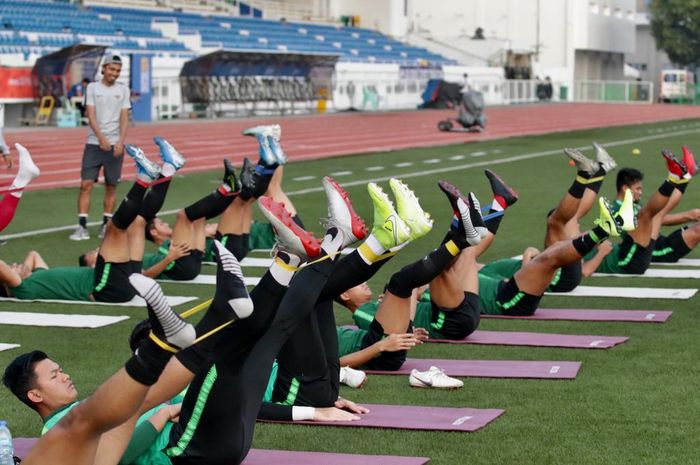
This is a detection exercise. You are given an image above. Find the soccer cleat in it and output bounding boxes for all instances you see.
[69,225,90,241]
[213,240,254,319]
[367,182,411,250]
[468,192,488,240]
[615,188,637,232]
[339,366,367,388]
[322,176,368,248]
[243,125,277,166]
[593,142,617,174]
[154,136,186,170]
[238,157,260,200]
[682,145,698,177]
[484,169,518,207]
[438,180,464,218]
[128,273,195,350]
[409,366,463,389]
[661,149,689,181]
[594,197,621,237]
[14,143,40,187]
[222,159,241,194]
[258,196,321,260]
[389,178,433,240]
[268,124,288,165]
[564,148,598,176]
[438,180,481,245]
[126,145,161,180]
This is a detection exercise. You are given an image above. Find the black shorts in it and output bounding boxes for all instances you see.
[430,292,480,340]
[547,261,583,293]
[165,250,203,281]
[652,229,691,263]
[496,278,542,316]
[360,319,411,371]
[93,255,137,303]
[81,144,124,185]
[617,235,654,274]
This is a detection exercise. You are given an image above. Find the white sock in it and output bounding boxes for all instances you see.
[269,252,300,286]
[321,228,343,257]
[358,234,387,265]
[161,163,176,178]
[10,143,40,197]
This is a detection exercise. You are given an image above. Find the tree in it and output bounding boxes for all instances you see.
[649,0,700,67]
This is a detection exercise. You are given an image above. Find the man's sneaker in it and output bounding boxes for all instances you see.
[322,176,368,248]
[243,125,277,166]
[213,240,254,319]
[389,178,433,240]
[409,366,463,389]
[438,180,481,245]
[484,169,518,207]
[593,142,617,173]
[268,124,288,165]
[126,145,161,180]
[69,225,90,241]
[98,223,107,239]
[258,196,321,260]
[154,136,186,170]
[661,149,689,181]
[468,192,488,240]
[682,145,698,177]
[615,188,637,232]
[222,159,241,194]
[367,182,411,250]
[564,148,598,176]
[594,197,621,237]
[339,366,367,388]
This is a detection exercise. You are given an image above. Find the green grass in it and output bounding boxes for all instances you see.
[2,118,700,464]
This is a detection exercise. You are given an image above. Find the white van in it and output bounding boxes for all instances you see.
[659,69,694,102]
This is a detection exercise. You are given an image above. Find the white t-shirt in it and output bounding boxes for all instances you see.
[85,81,131,146]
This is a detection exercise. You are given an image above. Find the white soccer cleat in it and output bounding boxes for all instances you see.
[339,366,367,388]
[322,176,368,249]
[409,366,463,389]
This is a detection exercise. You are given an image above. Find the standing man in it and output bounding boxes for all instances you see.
[67,77,91,120]
[70,55,131,241]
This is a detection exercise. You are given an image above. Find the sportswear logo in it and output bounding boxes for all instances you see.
[452,415,473,425]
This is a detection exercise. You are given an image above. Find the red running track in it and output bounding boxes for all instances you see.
[3,103,699,191]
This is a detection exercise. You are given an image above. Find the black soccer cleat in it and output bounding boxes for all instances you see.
[484,169,518,207]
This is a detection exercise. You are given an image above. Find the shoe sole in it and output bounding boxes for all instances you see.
[324,176,368,241]
[390,178,432,238]
[682,146,697,177]
[154,137,185,169]
[438,180,464,214]
[564,148,597,175]
[409,382,463,389]
[484,170,518,206]
[662,150,688,178]
[258,197,320,258]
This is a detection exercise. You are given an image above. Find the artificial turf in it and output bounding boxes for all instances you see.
[1,117,700,464]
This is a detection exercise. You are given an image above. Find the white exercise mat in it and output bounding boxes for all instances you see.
[594,269,700,279]
[546,285,697,300]
[0,295,196,307]
[0,312,129,328]
[0,343,19,352]
[161,275,261,286]
[652,258,700,267]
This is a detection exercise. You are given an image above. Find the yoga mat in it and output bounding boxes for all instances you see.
[11,439,429,465]
[594,269,700,279]
[0,312,129,328]
[652,258,700,267]
[0,343,19,352]
[264,403,504,432]
[546,285,697,300]
[429,330,628,349]
[364,359,581,379]
[160,275,260,286]
[482,308,672,323]
[0,295,196,307]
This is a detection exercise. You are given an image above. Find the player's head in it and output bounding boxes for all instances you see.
[616,168,643,201]
[337,282,373,310]
[145,217,172,243]
[78,248,99,268]
[3,351,77,413]
[101,55,123,84]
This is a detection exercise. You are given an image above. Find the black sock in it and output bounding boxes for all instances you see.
[659,180,676,197]
[140,177,172,221]
[78,215,87,228]
[584,167,606,194]
[112,181,149,230]
[572,225,608,256]
[386,245,458,298]
[102,214,111,226]
[217,233,248,261]
[292,214,305,229]
[184,189,235,221]
[124,338,172,386]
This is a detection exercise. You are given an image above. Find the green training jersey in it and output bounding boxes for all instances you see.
[477,273,504,314]
[12,267,94,301]
[336,325,368,357]
[479,258,522,280]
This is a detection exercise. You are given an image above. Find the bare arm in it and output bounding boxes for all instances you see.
[339,333,420,368]
[0,259,22,288]
[142,244,190,279]
[581,240,613,277]
[114,108,129,156]
[662,209,700,226]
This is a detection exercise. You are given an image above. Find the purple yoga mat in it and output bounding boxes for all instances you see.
[12,439,429,465]
[481,308,672,323]
[364,358,581,379]
[429,330,628,349]
[264,403,504,432]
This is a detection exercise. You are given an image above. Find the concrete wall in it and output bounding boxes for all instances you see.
[328,0,406,37]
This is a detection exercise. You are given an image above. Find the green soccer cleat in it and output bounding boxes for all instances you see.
[367,182,411,249]
[389,178,433,241]
[615,188,637,232]
[594,197,621,237]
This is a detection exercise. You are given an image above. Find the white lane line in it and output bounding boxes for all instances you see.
[4,126,699,240]
[366,166,384,171]
[395,162,413,167]
[472,151,487,156]
[292,175,316,181]
[448,155,465,160]
[330,170,353,176]
[423,158,441,164]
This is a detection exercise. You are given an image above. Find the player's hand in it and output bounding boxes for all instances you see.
[597,240,613,256]
[168,243,191,260]
[313,407,360,422]
[164,403,182,422]
[98,137,111,152]
[335,398,369,414]
[413,327,429,341]
[687,208,700,221]
[113,142,124,157]
[378,333,421,352]
[11,263,30,279]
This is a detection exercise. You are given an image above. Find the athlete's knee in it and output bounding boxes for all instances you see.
[79,181,94,194]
